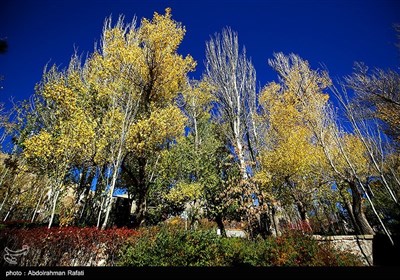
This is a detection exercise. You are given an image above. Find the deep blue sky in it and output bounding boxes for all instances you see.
[1,0,399,109]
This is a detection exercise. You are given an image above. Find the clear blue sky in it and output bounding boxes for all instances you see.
[1,0,399,109]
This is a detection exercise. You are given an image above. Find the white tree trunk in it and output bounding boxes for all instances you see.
[31,188,45,223]
[101,155,122,230]
[48,188,60,228]
[236,132,247,179]
[0,188,9,214]
[3,199,16,221]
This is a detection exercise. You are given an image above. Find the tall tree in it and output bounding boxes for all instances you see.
[158,80,240,235]
[257,53,331,230]
[113,8,195,227]
[85,16,146,229]
[22,57,96,228]
[345,63,400,148]
[205,27,258,179]
[205,28,267,236]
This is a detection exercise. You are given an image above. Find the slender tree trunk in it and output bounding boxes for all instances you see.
[3,199,16,221]
[245,130,256,164]
[76,167,96,224]
[100,90,139,229]
[349,181,374,235]
[0,165,8,181]
[193,107,199,150]
[48,188,60,228]
[101,160,121,230]
[74,167,87,222]
[0,188,9,214]
[234,121,247,180]
[31,189,45,223]
[91,165,106,226]
[3,206,12,221]
[101,97,130,230]
[79,198,87,220]
[76,166,87,201]
[132,157,148,227]
[96,196,105,228]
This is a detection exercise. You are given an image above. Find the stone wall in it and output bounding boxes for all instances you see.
[217,228,247,238]
[313,235,374,266]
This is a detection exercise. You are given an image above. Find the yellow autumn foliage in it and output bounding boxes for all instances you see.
[335,133,370,177]
[25,8,194,169]
[23,131,54,163]
[126,106,186,156]
[165,181,203,205]
[257,54,330,189]
[139,8,196,103]
[86,8,195,106]
[184,80,215,120]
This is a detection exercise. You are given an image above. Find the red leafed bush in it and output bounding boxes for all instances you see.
[0,226,138,266]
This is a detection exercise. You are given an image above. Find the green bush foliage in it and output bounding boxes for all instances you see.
[118,226,363,266]
[119,226,223,266]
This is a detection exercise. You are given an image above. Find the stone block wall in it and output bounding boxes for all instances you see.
[313,235,374,266]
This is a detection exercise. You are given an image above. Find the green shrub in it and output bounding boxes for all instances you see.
[118,226,224,266]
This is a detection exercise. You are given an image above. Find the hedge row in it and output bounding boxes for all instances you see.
[0,223,362,266]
